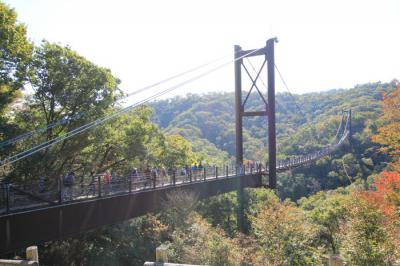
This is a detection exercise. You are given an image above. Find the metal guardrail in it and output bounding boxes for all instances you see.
[0,164,260,216]
[271,130,349,172]
[0,130,349,216]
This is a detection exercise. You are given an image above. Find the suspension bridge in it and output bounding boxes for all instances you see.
[0,38,351,254]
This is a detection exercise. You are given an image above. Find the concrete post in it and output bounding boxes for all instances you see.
[0,246,39,266]
[156,245,168,263]
[26,246,39,263]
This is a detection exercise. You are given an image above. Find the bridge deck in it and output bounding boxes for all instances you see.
[0,130,349,254]
[0,172,262,254]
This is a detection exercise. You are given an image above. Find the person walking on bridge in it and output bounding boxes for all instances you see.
[63,172,75,201]
[131,168,138,190]
[103,170,111,195]
[39,175,47,193]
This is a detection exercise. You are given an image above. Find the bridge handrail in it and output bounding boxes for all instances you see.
[0,164,263,215]
[0,127,350,216]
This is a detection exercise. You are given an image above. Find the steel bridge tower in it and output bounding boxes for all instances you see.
[234,37,277,187]
[234,38,277,231]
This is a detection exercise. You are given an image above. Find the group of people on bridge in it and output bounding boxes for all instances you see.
[1,160,263,205]
[58,162,213,201]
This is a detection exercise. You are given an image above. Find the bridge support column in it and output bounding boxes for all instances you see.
[234,38,277,232]
[266,38,277,189]
[349,109,352,145]
[234,44,246,232]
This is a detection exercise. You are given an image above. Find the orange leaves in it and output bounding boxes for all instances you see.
[381,84,400,122]
[373,171,400,215]
[356,171,400,217]
[342,172,400,264]
[375,172,400,194]
[372,84,400,163]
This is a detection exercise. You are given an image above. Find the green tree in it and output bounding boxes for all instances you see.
[168,213,241,265]
[79,106,163,175]
[12,41,121,181]
[340,194,399,265]
[161,134,194,167]
[299,189,350,254]
[39,214,168,266]
[0,1,33,115]
[251,192,321,265]
[0,1,33,163]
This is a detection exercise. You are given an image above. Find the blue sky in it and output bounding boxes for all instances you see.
[4,0,400,99]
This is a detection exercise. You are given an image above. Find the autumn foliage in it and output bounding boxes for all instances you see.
[359,171,400,216]
[342,171,400,264]
[372,83,400,170]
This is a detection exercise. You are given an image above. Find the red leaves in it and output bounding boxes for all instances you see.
[357,171,400,217]
[375,172,400,195]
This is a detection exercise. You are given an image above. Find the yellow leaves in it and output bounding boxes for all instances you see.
[372,84,400,168]
[169,213,241,265]
[251,198,321,265]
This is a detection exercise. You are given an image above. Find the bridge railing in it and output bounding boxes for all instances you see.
[271,130,349,172]
[0,164,265,216]
[0,129,350,216]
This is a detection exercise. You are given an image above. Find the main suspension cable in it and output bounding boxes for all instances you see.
[0,52,234,149]
[1,48,262,168]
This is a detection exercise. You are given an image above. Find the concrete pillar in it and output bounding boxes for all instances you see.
[26,246,39,263]
[156,245,168,263]
[0,246,39,265]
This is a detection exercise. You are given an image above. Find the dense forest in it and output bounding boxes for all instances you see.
[1,2,400,265]
[151,82,394,200]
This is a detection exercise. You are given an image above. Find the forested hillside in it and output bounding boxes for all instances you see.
[151,81,396,199]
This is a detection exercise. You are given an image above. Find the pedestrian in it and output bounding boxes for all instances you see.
[103,170,111,195]
[90,171,96,196]
[180,167,186,176]
[63,171,75,201]
[192,163,198,172]
[80,175,84,193]
[167,167,174,184]
[160,167,166,185]
[151,167,157,187]
[39,175,46,193]
[144,166,151,187]
[131,168,138,190]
